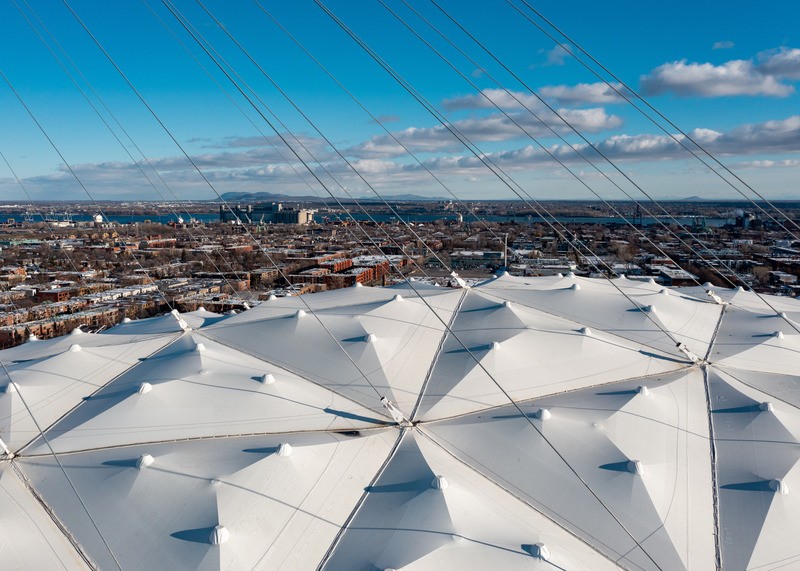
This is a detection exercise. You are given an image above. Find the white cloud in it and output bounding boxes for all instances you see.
[640,59,794,97]
[757,47,800,80]
[348,106,622,159]
[442,88,545,112]
[735,159,800,169]
[538,82,628,105]
[712,41,735,50]
[535,44,571,67]
[640,47,800,98]
[403,115,800,175]
[443,86,629,109]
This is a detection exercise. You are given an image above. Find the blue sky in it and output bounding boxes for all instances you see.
[1,0,799,202]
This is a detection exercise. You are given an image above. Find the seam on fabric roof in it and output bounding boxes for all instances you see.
[411,288,468,421]
[16,426,396,459]
[206,308,449,334]
[13,331,187,457]
[0,362,123,570]
[417,365,697,426]
[468,287,693,359]
[701,365,723,570]
[703,306,728,364]
[252,438,343,568]
[472,286,701,362]
[713,366,800,413]
[0,466,73,570]
[314,0,699,357]
[61,0,416,411]
[414,426,629,569]
[10,461,96,570]
[190,330,398,420]
[316,427,407,570]
[712,438,799,445]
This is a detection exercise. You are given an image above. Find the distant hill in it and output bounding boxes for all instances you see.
[218,192,321,202]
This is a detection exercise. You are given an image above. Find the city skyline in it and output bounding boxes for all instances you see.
[1,0,799,202]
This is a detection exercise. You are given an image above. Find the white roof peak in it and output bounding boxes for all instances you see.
[138,382,153,395]
[637,385,650,397]
[260,373,276,385]
[209,525,229,546]
[277,442,293,457]
[535,408,551,421]
[295,309,307,319]
[431,475,448,490]
[0,436,12,457]
[136,454,154,470]
[769,479,790,495]
[569,283,581,291]
[68,344,81,353]
[450,271,468,288]
[530,542,551,561]
[627,460,645,476]
[759,401,774,412]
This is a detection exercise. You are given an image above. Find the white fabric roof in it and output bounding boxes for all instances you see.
[1,274,798,570]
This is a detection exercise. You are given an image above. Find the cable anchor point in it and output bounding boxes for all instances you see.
[676,342,702,364]
[450,271,468,288]
[381,396,411,426]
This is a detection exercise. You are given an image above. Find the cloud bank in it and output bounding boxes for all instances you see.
[640,47,800,98]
